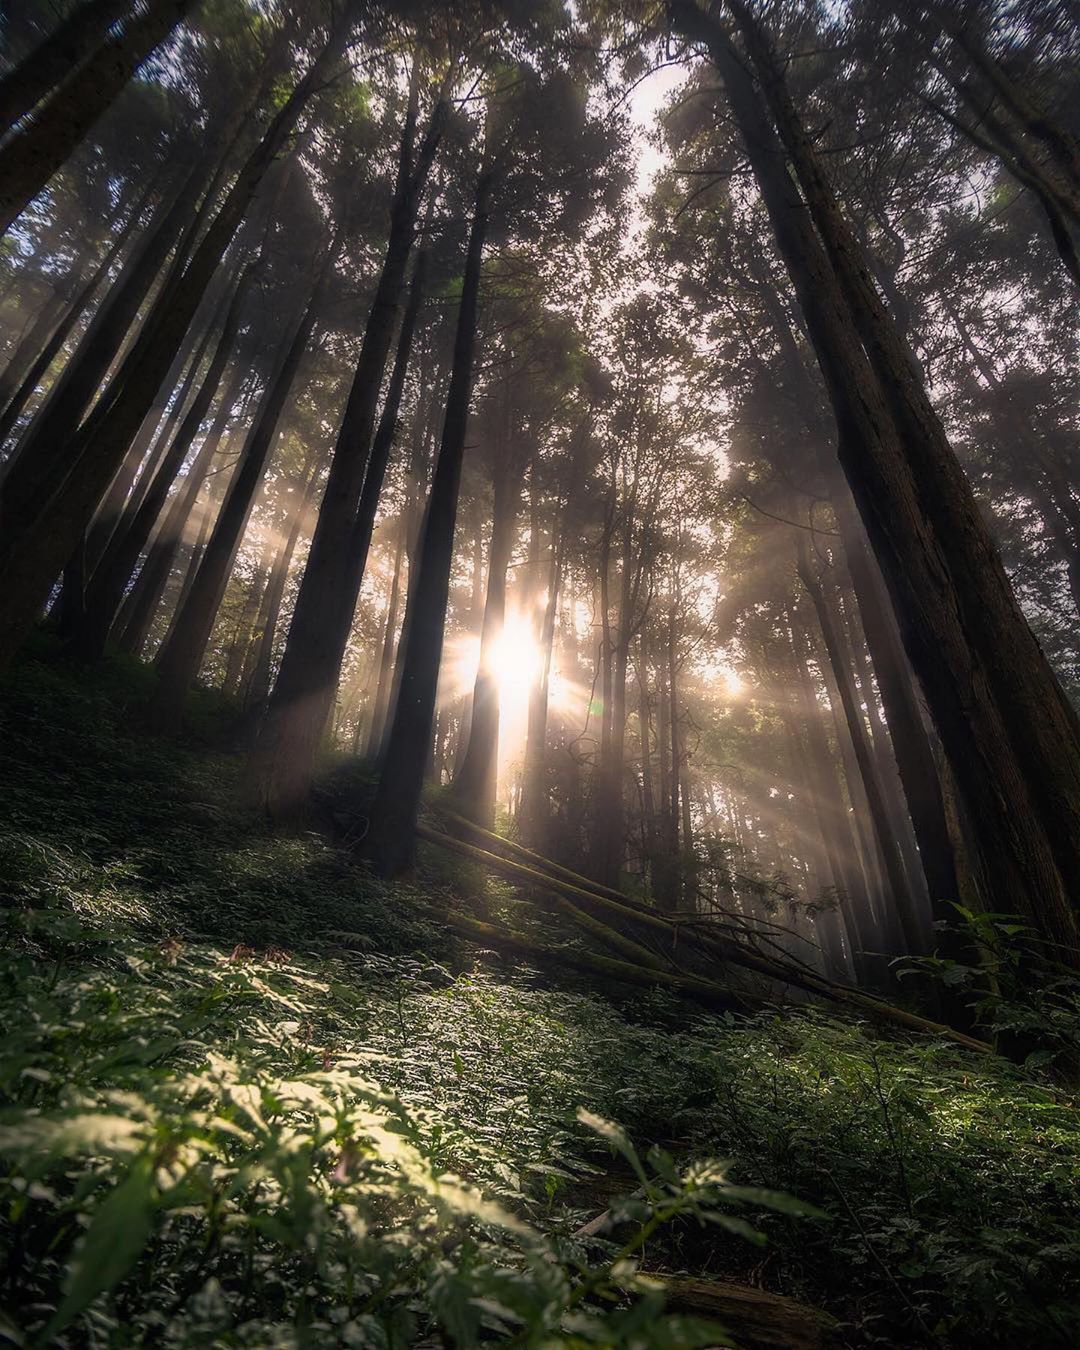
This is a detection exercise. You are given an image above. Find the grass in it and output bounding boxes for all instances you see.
[2,653,1080,1346]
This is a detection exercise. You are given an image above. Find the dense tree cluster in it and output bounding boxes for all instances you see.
[1,0,1078,1009]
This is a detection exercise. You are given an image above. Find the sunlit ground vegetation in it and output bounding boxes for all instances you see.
[3,660,1080,1347]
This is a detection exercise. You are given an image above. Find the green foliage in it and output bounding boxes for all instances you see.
[901,907,1080,1068]
[3,661,1080,1346]
[0,902,791,1347]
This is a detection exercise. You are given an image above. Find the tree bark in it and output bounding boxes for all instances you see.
[837,571,928,914]
[53,279,219,636]
[0,0,195,235]
[788,614,880,983]
[253,74,448,816]
[836,497,965,936]
[151,273,321,726]
[519,525,564,849]
[243,455,321,720]
[346,248,428,591]
[85,317,207,578]
[0,0,134,136]
[71,260,254,658]
[773,664,851,981]
[654,624,678,907]
[0,154,204,528]
[362,170,492,873]
[0,168,161,447]
[0,19,349,667]
[672,0,1080,962]
[222,560,268,699]
[115,361,250,655]
[798,538,924,954]
[450,384,525,827]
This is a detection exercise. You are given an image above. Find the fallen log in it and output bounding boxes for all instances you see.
[655,1276,836,1350]
[572,1197,835,1349]
[419,822,699,943]
[549,893,673,973]
[436,906,745,1010]
[440,808,661,915]
[440,808,841,969]
[417,822,993,1055]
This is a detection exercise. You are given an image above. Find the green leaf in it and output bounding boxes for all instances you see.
[41,1153,157,1341]
[722,1185,828,1219]
[575,1108,646,1183]
[647,1144,680,1185]
[700,1212,767,1244]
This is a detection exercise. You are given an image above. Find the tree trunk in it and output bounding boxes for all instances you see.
[254,76,448,816]
[151,276,321,726]
[673,0,1080,962]
[0,20,348,667]
[595,495,643,887]
[0,154,204,528]
[654,628,678,907]
[451,415,524,828]
[0,162,158,441]
[774,668,851,981]
[52,307,212,638]
[362,170,492,874]
[798,538,925,954]
[837,497,965,937]
[222,561,268,699]
[71,260,253,658]
[116,362,250,655]
[0,0,134,136]
[668,606,694,909]
[788,614,880,983]
[0,288,70,422]
[837,577,928,914]
[243,455,321,720]
[519,527,564,849]
[365,517,407,759]
[0,0,195,234]
[346,248,427,588]
[79,263,230,588]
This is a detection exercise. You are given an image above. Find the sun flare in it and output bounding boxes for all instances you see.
[444,610,543,717]
[488,612,541,707]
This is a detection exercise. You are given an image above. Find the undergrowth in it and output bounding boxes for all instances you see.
[1,656,1080,1346]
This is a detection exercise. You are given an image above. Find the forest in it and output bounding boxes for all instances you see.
[0,0,1079,1344]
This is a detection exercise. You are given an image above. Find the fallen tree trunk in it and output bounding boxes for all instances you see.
[574,1201,835,1348]
[420,821,691,941]
[548,893,675,974]
[441,807,830,960]
[656,1276,836,1350]
[417,822,993,1055]
[435,907,747,1011]
[440,807,661,914]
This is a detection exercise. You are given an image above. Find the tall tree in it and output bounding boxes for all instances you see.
[669,0,1080,963]
[254,60,450,816]
[150,239,336,725]
[0,0,196,235]
[363,165,494,872]
[0,8,355,666]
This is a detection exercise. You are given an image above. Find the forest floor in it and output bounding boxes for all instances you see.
[2,652,1080,1348]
